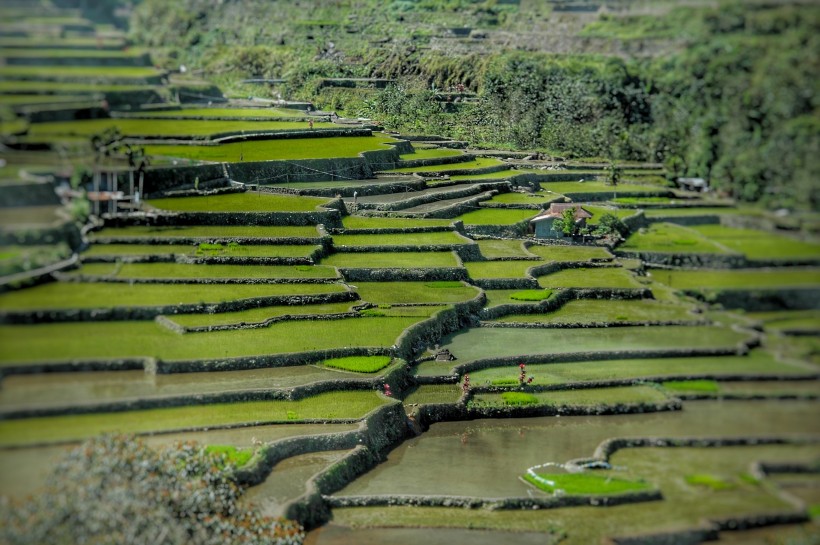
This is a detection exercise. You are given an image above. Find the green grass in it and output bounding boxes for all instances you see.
[0,316,424,365]
[147,192,331,212]
[354,282,478,304]
[399,148,463,160]
[684,474,735,490]
[401,384,462,405]
[82,243,319,258]
[654,268,819,290]
[610,197,677,205]
[90,225,319,240]
[332,231,467,246]
[136,107,306,118]
[0,48,145,59]
[320,355,392,373]
[0,282,344,311]
[389,157,505,173]
[456,208,537,226]
[205,445,255,468]
[0,65,161,80]
[525,245,612,262]
[485,190,558,205]
[438,325,750,363]
[643,207,750,218]
[501,391,539,405]
[320,251,459,268]
[540,181,660,195]
[29,118,337,138]
[466,351,803,385]
[509,289,553,301]
[167,302,355,328]
[67,262,337,280]
[144,134,398,162]
[492,299,696,324]
[476,239,530,259]
[620,223,730,254]
[466,260,540,279]
[691,225,820,261]
[0,94,94,105]
[0,81,156,94]
[537,267,641,289]
[746,310,820,332]
[0,391,386,446]
[662,380,720,393]
[523,472,651,496]
[471,385,669,408]
[341,216,452,229]
[449,169,521,181]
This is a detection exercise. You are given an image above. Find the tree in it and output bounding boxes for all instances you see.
[594,213,629,237]
[0,435,304,545]
[553,207,579,237]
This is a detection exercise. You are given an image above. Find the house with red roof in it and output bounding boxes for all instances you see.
[529,203,592,238]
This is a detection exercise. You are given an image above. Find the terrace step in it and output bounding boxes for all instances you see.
[347,182,507,212]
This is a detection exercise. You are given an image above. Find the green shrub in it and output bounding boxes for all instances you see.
[204,445,255,468]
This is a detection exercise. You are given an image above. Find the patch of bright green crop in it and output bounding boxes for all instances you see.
[167,301,355,328]
[205,445,255,468]
[449,169,521,181]
[471,386,669,408]
[321,251,459,268]
[320,355,392,373]
[524,472,651,495]
[147,192,330,212]
[501,392,538,405]
[82,243,319,258]
[685,474,735,490]
[485,190,558,205]
[540,181,660,195]
[0,282,344,311]
[509,289,553,301]
[0,65,162,80]
[0,391,386,446]
[402,384,462,405]
[354,282,478,304]
[137,107,304,118]
[0,48,145,59]
[537,267,640,289]
[145,134,398,162]
[662,380,720,393]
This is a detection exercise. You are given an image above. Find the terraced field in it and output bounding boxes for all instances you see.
[1,11,818,544]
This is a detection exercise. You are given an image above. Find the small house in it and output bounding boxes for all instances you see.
[676,177,709,192]
[530,203,592,239]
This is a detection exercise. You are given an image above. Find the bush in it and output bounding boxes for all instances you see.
[0,434,304,545]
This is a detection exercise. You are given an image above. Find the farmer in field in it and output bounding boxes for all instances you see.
[309,119,314,130]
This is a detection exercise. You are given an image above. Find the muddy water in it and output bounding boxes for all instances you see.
[242,450,349,517]
[0,366,361,410]
[337,400,820,498]
[0,422,358,499]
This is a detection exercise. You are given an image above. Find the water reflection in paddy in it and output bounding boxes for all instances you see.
[0,366,365,410]
[0,422,359,499]
[338,400,820,498]
[242,450,349,517]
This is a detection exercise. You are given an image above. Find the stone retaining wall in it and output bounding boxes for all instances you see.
[338,266,468,282]
[683,287,820,311]
[616,251,746,269]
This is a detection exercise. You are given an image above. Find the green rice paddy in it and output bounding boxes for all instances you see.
[134,107,305,118]
[401,384,462,405]
[144,134,398,162]
[89,225,320,240]
[465,260,540,279]
[475,239,530,259]
[456,208,537,226]
[0,316,425,365]
[448,168,521,181]
[353,282,478,304]
[490,299,697,324]
[0,65,162,80]
[690,225,820,260]
[320,356,393,373]
[620,223,731,254]
[82,243,320,258]
[399,148,463,160]
[332,231,467,246]
[653,268,819,289]
[389,157,505,173]
[539,181,660,195]
[525,244,612,262]
[537,267,641,289]
[485,190,559,206]
[147,192,331,212]
[320,251,459,268]
[0,282,345,311]
[0,391,387,447]
[470,385,670,408]
[166,301,355,328]
[29,118,337,138]
[66,262,338,280]
[340,216,452,229]
[523,472,651,496]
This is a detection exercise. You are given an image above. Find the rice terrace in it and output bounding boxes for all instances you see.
[0,1,818,544]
